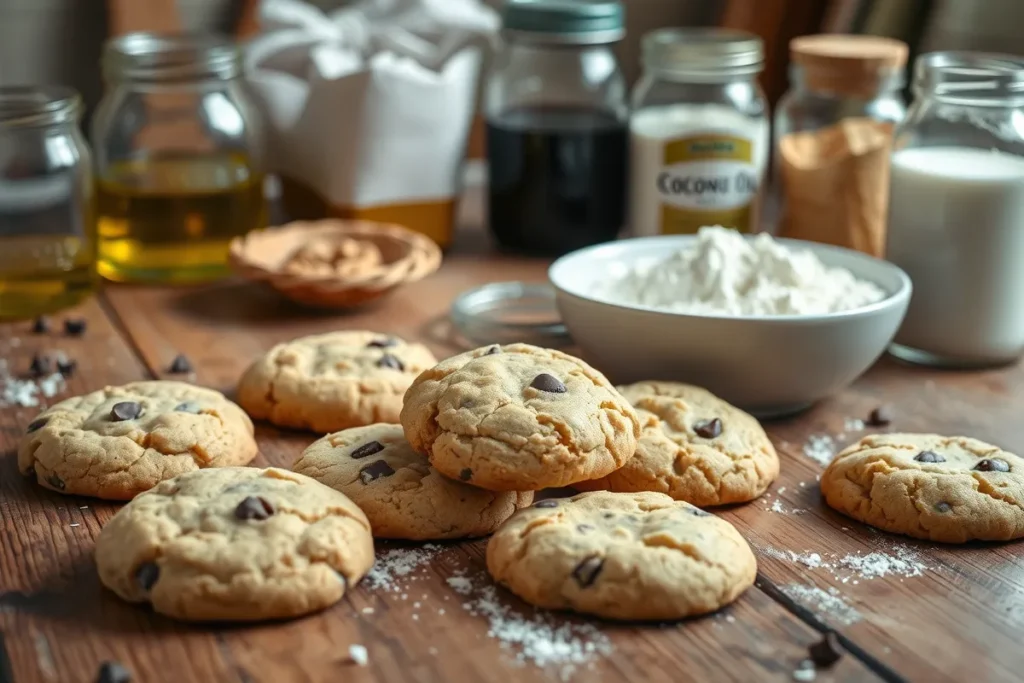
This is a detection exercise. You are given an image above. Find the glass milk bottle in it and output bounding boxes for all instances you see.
[887,52,1024,367]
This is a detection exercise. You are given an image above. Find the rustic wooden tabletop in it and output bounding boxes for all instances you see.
[1,190,1022,683]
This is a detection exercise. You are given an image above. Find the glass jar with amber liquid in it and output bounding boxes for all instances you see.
[0,87,98,320]
[92,33,267,283]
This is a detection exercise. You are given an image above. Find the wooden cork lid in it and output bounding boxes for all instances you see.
[790,34,908,96]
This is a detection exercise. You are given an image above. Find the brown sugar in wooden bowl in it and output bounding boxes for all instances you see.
[228,219,443,309]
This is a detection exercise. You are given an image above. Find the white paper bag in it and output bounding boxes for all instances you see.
[244,0,497,242]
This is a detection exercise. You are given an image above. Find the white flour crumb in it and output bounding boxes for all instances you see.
[725,615,735,623]
[763,548,825,569]
[781,584,862,626]
[447,575,473,595]
[593,226,886,316]
[438,609,445,615]
[803,434,837,467]
[361,607,374,614]
[1,370,66,408]
[412,614,419,621]
[68,523,79,528]
[777,487,787,494]
[79,505,88,509]
[413,602,421,608]
[770,500,786,513]
[799,481,806,487]
[837,547,926,579]
[364,545,442,591]
[844,417,865,432]
[348,644,368,666]
[793,661,817,681]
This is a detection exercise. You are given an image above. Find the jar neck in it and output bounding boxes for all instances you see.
[790,63,904,100]
[912,51,1024,107]
[643,65,760,86]
[103,32,241,86]
[0,86,81,129]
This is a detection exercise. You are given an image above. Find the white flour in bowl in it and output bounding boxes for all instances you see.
[594,226,886,316]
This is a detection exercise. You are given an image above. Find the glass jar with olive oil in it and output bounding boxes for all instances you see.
[92,33,267,284]
[0,86,97,320]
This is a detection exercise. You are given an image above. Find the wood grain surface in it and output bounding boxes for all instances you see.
[2,191,1022,682]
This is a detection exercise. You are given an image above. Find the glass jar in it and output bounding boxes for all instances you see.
[774,35,907,256]
[485,0,628,256]
[886,52,1024,367]
[0,86,97,320]
[92,33,267,284]
[630,29,767,237]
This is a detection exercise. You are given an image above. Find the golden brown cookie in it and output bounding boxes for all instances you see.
[576,382,779,506]
[486,491,757,620]
[95,467,374,622]
[237,331,437,433]
[400,343,640,491]
[821,433,1024,543]
[18,380,257,500]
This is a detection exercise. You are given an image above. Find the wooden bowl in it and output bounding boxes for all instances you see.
[228,219,443,309]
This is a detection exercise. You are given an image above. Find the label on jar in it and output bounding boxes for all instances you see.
[629,105,768,236]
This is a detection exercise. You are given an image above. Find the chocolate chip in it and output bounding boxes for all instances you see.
[367,338,398,348]
[686,506,711,517]
[168,354,192,374]
[95,660,132,683]
[31,316,50,334]
[577,524,594,533]
[485,345,501,355]
[351,441,385,459]
[936,502,952,513]
[572,555,604,588]
[914,450,945,463]
[110,401,143,421]
[29,353,52,377]
[174,401,201,414]
[534,500,558,508]
[693,418,723,439]
[26,417,48,433]
[46,473,65,490]
[808,632,844,668]
[459,468,473,481]
[63,318,86,336]
[377,354,404,371]
[54,353,76,377]
[359,460,395,484]
[135,562,159,591]
[530,373,566,393]
[235,495,274,521]
[975,458,1010,472]
[866,405,893,427]
[602,512,614,519]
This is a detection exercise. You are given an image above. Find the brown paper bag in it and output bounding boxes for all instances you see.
[778,117,894,257]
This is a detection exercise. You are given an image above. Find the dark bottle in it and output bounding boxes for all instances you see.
[485,0,628,256]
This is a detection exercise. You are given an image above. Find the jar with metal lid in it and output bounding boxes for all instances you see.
[485,0,628,256]
[886,52,1024,367]
[0,86,97,320]
[774,35,908,256]
[91,33,267,284]
[629,28,767,237]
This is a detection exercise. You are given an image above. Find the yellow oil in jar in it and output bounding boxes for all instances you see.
[97,154,266,283]
[0,235,97,320]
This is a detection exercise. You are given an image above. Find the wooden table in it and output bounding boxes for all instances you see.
[2,192,1022,683]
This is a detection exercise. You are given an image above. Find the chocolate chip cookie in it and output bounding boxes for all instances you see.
[486,491,757,620]
[95,467,374,622]
[400,344,640,491]
[293,424,533,540]
[576,382,779,506]
[821,433,1024,543]
[19,381,257,500]
[237,331,437,433]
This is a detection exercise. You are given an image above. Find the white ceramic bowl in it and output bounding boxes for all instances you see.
[549,235,912,418]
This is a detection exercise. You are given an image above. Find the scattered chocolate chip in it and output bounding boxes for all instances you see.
[45,473,65,490]
[975,458,1010,472]
[577,524,594,533]
[866,405,893,427]
[572,555,604,588]
[135,562,159,591]
[485,345,501,355]
[693,418,723,439]
[31,316,50,334]
[168,354,193,374]
[686,506,711,517]
[367,338,398,348]
[377,354,404,371]
[914,450,945,463]
[359,460,395,484]
[936,502,952,513]
[235,495,275,521]
[26,417,48,433]
[95,660,132,683]
[63,318,86,336]
[174,401,201,414]
[459,468,473,481]
[534,500,559,508]
[808,632,844,668]
[54,352,76,377]
[29,353,52,377]
[351,441,385,459]
[110,401,143,421]
[530,373,566,393]
[602,512,614,519]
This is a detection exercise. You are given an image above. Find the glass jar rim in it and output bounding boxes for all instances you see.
[0,86,81,127]
[914,51,1024,106]
[641,28,764,81]
[103,32,241,83]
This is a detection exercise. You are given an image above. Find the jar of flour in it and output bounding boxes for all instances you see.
[887,51,1024,367]
[629,29,768,236]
